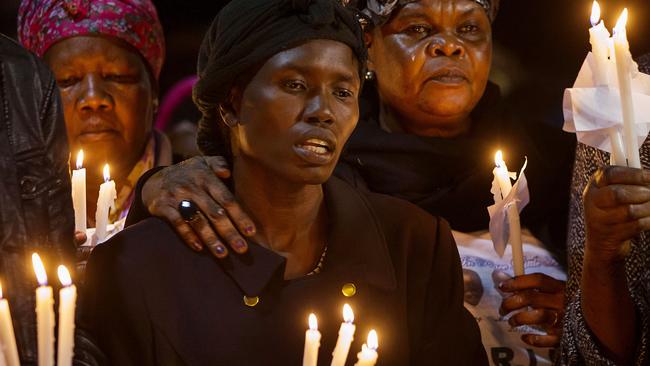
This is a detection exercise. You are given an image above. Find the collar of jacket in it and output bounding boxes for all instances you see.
[217,176,398,297]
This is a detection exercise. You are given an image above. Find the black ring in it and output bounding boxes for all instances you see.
[178,200,199,222]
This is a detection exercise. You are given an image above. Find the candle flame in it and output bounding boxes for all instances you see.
[0,282,3,299]
[57,265,72,287]
[308,313,318,331]
[367,330,378,350]
[494,150,505,168]
[76,150,84,170]
[614,8,628,36]
[103,164,110,182]
[32,253,47,286]
[590,1,601,27]
[343,303,354,323]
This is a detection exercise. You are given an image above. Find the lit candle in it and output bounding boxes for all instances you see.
[331,304,356,366]
[56,266,76,366]
[32,253,54,366]
[354,330,378,366]
[303,314,321,366]
[493,151,524,276]
[71,150,87,232]
[589,1,611,84]
[95,164,117,243]
[0,283,20,366]
[613,9,641,168]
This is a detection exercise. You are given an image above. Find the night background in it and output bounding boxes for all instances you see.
[2,0,649,129]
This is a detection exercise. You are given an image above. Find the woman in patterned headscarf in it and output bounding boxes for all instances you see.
[17,0,172,236]
[132,0,573,363]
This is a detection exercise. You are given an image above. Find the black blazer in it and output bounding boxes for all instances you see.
[77,177,486,365]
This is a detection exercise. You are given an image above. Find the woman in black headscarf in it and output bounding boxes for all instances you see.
[76,1,486,365]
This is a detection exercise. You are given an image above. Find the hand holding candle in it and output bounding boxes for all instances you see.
[71,150,87,232]
[0,283,20,366]
[95,164,117,243]
[354,330,378,366]
[303,314,321,366]
[331,304,356,366]
[57,266,76,366]
[32,254,54,366]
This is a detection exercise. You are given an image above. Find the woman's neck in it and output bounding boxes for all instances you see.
[232,157,328,279]
[379,102,471,138]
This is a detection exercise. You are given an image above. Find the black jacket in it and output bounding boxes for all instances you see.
[0,34,75,364]
[78,177,487,365]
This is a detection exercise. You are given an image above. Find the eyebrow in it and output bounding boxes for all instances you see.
[280,64,359,84]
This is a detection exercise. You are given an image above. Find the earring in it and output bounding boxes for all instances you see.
[219,105,238,127]
[152,98,159,113]
[365,70,376,80]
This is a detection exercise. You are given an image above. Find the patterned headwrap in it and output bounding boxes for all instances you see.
[357,0,500,26]
[17,0,165,79]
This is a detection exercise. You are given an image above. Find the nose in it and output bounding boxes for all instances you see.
[303,91,334,125]
[428,35,465,58]
[77,74,113,112]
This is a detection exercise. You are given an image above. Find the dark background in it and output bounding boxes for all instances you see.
[1,0,649,126]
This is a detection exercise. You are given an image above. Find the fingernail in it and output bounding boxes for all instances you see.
[233,239,247,251]
[192,242,202,251]
[215,245,226,255]
[244,226,255,235]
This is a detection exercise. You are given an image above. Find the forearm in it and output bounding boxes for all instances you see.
[581,246,637,364]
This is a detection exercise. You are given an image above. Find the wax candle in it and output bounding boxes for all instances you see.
[303,314,321,366]
[95,164,117,243]
[71,150,87,232]
[32,254,54,366]
[354,330,378,366]
[589,1,610,85]
[57,266,76,366]
[0,283,20,366]
[613,9,641,168]
[331,304,356,366]
[493,151,524,276]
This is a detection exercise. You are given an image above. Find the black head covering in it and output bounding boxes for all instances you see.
[354,0,500,26]
[195,0,367,157]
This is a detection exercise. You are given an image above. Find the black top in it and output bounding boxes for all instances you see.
[336,82,576,267]
[77,177,487,365]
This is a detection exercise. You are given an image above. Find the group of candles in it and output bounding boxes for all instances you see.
[0,254,76,366]
[588,1,641,167]
[71,150,117,242]
[303,304,378,366]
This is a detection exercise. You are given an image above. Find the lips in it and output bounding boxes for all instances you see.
[427,67,469,84]
[294,131,337,165]
[76,117,119,142]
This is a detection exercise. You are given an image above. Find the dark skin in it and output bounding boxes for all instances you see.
[147,40,360,278]
[44,36,156,225]
[579,166,650,364]
[141,0,563,346]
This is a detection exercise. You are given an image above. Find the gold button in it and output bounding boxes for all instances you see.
[341,283,357,297]
[243,295,259,307]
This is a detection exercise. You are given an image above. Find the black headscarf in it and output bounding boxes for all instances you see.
[195,0,367,157]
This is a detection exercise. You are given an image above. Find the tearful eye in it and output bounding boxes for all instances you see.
[283,80,307,91]
[405,25,431,36]
[458,24,480,34]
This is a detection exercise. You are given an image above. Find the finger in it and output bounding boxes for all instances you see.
[203,156,231,179]
[499,273,565,293]
[521,334,561,348]
[205,182,256,237]
[76,245,94,262]
[594,166,650,188]
[184,209,229,259]
[74,231,88,246]
[594,185,650,208]
[629,201,650,220]
[199,200,248,254]
[500,290,564,314]
[508,308,558,327]
[157,205,204,252]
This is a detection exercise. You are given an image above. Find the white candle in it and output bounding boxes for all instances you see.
[494,152,525,276]
[56,266,76,366]
[0,283,20,366]
[613,9,641,168]
[32,254,54,366]
[331,304,356,366]
[95,164,117,243]
[303,314,321,366]
[354,330,378,366]
[589,1,611,85]
[71,150,87,232]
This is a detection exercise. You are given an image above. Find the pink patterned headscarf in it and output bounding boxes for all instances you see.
[18,0,165,79]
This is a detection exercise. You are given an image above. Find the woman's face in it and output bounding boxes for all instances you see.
[231,39,360,185]
[369,0,492,133]
[44,36,155,179]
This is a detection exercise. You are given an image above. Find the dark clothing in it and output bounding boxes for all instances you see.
[78,177,487,365]
[0,34,74,364]
[337,82,576,267]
